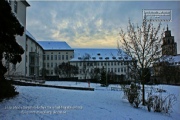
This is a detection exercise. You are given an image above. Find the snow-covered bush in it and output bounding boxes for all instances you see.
[121,82,141,108]
[146,88,177,113]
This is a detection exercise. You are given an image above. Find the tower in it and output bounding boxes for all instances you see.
[162,25,177,56]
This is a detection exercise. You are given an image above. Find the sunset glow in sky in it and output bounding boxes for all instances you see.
[26,0,180,53]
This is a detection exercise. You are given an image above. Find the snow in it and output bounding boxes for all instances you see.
[37,41,73,50]
[158,55,180,65]
[26,30,36,41]
[0,82,180,120]
[70,48,132,62]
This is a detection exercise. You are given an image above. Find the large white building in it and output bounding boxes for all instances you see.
[37,41,74,76]
[70,49,133,81]
[24,31,134,81]
[6,0,134,81]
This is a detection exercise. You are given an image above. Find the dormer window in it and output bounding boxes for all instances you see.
[119,57,122,59]
[92,57,96,59]
[97,53,101,56]
[112,57,116,59]
[105,57,109,60]
[78,57,81,60]
[99,57,103,59]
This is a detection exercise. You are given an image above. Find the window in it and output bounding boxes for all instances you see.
[51,63,53,68]
[55,55,57,60]
[51,55,53,60]
[62,55,64,60]
[51,70,53,75]
[115,68,117,72]
[47,55,49,60]
[47,63,49,68]
[66,55,68,60]
[124,68,126,72]
[30,57,35,64]
[58,55,61,60]
[30,67,34,75]
[118,68,120,72]
[14,1,18,13]
[121,68,123,72]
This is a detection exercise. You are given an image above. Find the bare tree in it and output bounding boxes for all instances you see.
[55,62,78,78]
[81,53,91,80]
[118,19,164,105]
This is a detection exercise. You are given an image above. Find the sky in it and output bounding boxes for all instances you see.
[26,0,180,53]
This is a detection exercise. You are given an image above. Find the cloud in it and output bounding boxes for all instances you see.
[26,1,180,53]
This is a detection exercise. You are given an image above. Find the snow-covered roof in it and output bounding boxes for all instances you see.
[37,41,73,50]
[70,48,132,62]
[158,55,180,66]
[26,30,36,41]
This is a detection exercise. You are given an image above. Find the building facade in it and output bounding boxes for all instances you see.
[6,0,134,81]
[6,0,30,76]
[37,41,74,76]
[26,31,44,77]
[70,49,133,81]
[153,26,180,84]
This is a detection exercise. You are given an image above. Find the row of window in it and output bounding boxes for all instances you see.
[44,55,71,61]
[76,61,130,67]
[79,67,127,74]
[44,63,58,68]
[45,67,128,75]
[49,52,69,54]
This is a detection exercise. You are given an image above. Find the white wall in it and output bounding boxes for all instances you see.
[44,50,74,76]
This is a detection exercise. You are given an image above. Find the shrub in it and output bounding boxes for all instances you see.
[146,91,177,113]
[0,80,19,101]
[121,82,141,108]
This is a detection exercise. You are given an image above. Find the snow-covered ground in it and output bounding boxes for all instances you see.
[0,81,180,120]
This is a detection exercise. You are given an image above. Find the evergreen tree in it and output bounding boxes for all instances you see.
[0,0,24,100]
[100,67,108,87]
